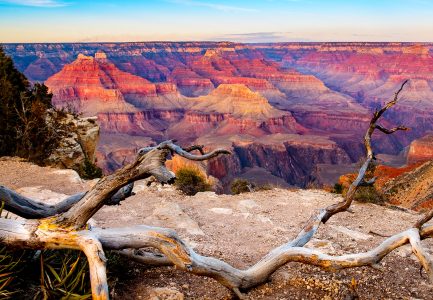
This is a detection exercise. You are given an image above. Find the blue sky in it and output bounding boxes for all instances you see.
[0,0,432,42]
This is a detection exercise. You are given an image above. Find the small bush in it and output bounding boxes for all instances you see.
[35,250,91,299]
[0,246,28,299]
[255,183,275,191]
[332,183,343,194]
[230,179,253,195]
[353,186,384,204]
[78,158,103,179]
[0,203,91,299]
[175,167,211,196]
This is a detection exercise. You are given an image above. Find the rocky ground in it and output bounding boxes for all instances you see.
[1,158,433,299]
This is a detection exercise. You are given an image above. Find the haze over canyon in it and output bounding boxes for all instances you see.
[3,42,433,189]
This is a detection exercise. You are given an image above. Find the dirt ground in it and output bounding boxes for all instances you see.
[1,158,433,299]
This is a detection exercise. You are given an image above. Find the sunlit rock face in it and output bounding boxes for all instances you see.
[280,42,433,140]
[407,135,433,165]
[4,42,433,187]
[45,52,184,115]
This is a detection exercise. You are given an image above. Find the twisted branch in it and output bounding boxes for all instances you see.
[54,140,230,229]
[375,124,409,134]
[286,79,410,248]
[415,209,433,229]
[90,224,433,291]
[0,183,134,219]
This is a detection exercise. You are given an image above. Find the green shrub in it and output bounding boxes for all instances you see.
[230,179,253,195]
[0,203,91,299]
[34,250,91,300]
[353,186,384,204]
[0,246,28,299]
[175,167,211,196]
[0,248,92,300]
[332,183,343,194]
[0,47,68,164]
[78,158,103,179]
[0,203,31,298]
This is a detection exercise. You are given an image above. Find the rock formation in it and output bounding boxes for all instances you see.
[46,112,100,171]
[4,42,433,187]
[45,52,183,115]
[407,134,433,165]
[381,161,433,211]
[190,84,284,120]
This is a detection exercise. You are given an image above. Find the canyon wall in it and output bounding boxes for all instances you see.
[3,42,432,188]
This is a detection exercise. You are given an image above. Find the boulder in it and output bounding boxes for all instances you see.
[46,113,100,171]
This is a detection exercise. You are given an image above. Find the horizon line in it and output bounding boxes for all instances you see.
[2,40,433,45]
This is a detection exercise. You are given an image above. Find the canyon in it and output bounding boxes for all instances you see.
[3,42,433,188]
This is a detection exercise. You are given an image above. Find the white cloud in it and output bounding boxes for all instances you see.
[0,0,69,7]
[168,0,258,12]
[214,31,310,43]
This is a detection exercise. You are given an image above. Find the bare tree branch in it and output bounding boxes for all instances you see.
[375,124,409,134]
[77,235,109,300]
[115,249,172,266]
[0,186,86,218]
[138,140,231,161]
[284,79,410,247]
[415,209,433,229]
[90,225,433,291]
[182,144,206,155]
[0,183,134,219]
[53,140,229,229]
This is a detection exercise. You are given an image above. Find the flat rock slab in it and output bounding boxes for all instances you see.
[16,186,69,205]
[144,202,205,236]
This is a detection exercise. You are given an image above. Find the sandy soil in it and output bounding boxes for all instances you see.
[1,158,432,299]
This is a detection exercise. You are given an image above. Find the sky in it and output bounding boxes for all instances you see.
[1,0,433,43]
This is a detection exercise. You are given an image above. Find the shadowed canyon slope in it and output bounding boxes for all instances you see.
[3,42,433,187]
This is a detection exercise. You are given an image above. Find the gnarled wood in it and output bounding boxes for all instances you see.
[0,183,134,219]
[77,235,109,300]
[56,141,229,229]
[415,208,433,229]
[0,186,85,218]
[89,224,433,291]
[115,249,172,266]
[408,229,433,283]
[292,80,409,246]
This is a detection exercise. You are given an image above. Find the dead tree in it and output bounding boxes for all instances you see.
[1,80,433,300]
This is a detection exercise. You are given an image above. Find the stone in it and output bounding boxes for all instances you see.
[330,225,372,241]
[148,287,184,300]
[46,112,100,172]
[16,186,69,205]
[208,207,233,215]
[144,202,205,235]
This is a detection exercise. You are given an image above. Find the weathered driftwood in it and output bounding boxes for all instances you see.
[1,80,432,300]
[0,183,134,219]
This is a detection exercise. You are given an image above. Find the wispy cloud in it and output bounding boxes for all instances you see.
[0,0,69,7]
[214,31,310,43]
[167,0,258,12]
